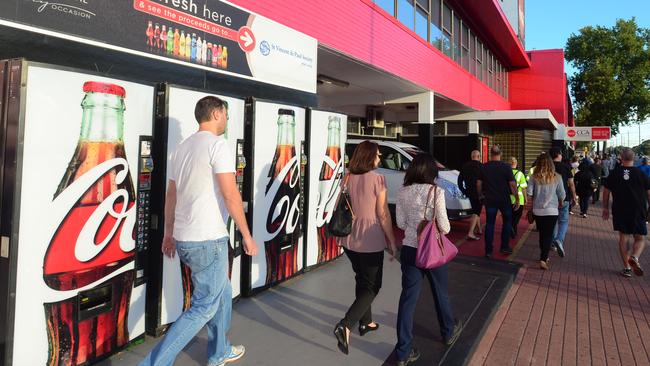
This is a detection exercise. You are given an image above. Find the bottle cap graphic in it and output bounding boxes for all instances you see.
[83,81,126,98]
[278,109,294,116]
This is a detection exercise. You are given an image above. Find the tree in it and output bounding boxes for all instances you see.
[565,18,650,136]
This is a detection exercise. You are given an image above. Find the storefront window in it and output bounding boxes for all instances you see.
[398,0,415,30]
[374,0,395,16]
[415,6,429,41]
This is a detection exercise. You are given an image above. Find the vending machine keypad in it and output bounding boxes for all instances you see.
[135,137,153,283]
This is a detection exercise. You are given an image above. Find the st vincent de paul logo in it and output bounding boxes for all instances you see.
[260,41,271,56]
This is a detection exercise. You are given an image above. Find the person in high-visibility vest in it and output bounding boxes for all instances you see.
[510,157,528,238]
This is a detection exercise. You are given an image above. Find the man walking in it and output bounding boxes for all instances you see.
[140,96,258,366]
[590,157,604,203]
[602,148,650,277]
[458,150,483,240]
[639,156,650,178]
[550,147,577,257]
[477,146,519,257]
[509,157,527,238]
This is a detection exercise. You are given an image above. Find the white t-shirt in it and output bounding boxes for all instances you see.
[170,131,235,241]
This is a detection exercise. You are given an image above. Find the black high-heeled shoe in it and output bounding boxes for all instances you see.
[333,322,349,355]
[358,322,379,336]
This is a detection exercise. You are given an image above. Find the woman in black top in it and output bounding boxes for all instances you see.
[574,162,595,217]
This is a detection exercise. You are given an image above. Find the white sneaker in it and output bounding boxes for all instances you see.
[215,345,245,366]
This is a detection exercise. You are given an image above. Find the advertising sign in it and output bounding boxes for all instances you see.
[160,86,245,325]
[13,66,152,365]
[249,100,306,291]
[565,126,611,141]
[305,110,347,268]
[0,0,317,93]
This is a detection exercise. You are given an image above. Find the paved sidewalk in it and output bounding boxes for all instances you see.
[470,201,650,366]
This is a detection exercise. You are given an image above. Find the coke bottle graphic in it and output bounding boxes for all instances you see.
[160,25,167,52]
[145,21,153,48]
[43,82,137,366]
[154,23,161,50]
[264,109,301,285]
[317,116,342,263]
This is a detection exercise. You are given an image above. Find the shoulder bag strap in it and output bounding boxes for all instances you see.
[424,185,435,221]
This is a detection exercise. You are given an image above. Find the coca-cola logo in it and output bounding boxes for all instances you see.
[315,157,344,227]
[47,158,135,265]
[260,155,301,241]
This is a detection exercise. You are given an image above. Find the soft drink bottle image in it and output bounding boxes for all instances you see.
[211,43,219,66]
[185,32,191,60]
[154,23,161,50]
[206,42,213,65]
[43,82,137,366]
[179,30,186,58]
[173,28,180,56]
[145,21,153,47]
[264,109,301,286]
[221,46,228,69]
[196,36,203,63]
[166,26,174,54]
[316,116,342,263]
[202,39,208,65]
[160,25,167,51]
[216,45,223,68]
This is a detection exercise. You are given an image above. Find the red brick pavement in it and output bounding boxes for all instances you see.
[470,202,650,366]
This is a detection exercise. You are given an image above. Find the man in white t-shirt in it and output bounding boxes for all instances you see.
[140,96,258,366]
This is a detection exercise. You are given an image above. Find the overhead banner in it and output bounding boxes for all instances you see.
[0,0,317,93]
[565,126,611,141]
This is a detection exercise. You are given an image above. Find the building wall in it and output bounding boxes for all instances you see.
[509,49,568,124]
[230,0,510,111]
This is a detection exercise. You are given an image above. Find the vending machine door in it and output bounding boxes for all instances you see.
[304,109,348,269]
[243,99,307,295]
[150,84,246,335]
[8,62,153,365]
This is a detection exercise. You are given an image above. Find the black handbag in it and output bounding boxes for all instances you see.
[327,175,355,237]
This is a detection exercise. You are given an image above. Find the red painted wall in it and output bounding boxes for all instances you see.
[229,0,510,111]
[509,49,568,124]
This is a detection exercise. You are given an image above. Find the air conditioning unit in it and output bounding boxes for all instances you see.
[366,106,385,128]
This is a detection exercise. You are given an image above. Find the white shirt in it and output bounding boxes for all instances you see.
[170,131,235,241]
[396,184,450,248]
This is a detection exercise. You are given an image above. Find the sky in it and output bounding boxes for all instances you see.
[524,0,650,147]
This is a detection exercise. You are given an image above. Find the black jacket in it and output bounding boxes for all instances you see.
[458,160,482,199]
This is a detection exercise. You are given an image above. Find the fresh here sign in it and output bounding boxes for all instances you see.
[565,127,611,141]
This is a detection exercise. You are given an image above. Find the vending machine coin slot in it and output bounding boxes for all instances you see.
[77,283,112,321]
[135,137,153,286]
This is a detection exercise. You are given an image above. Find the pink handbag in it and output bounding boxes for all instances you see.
[415,186,458,269]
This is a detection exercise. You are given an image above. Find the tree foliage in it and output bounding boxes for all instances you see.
[565,18,650,135]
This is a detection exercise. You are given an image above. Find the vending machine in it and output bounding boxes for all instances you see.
[304,109,348,269]
[242,99,307,295]
[0,59,153,366]
[146,84,246,336]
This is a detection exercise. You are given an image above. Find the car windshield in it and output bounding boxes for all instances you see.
[403,147,448,170]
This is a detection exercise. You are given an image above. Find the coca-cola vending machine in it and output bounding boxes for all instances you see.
[305,109,348,269]
[243,99,307,295]
[0,59,154,366]
[146,84,246,336]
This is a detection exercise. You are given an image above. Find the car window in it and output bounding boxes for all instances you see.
[378,146,409,171]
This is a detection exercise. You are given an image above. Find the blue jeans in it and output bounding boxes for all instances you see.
[553,203,570,246]
[139,237,232,366]
[395,246,454,361]
[485,204,513,254]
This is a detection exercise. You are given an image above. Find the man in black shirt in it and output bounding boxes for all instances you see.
[550,147,577,257]
[477,146,519,257]
[603,148,650,277]
[458,150,483,240]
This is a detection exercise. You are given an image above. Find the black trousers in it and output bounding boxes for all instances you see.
[511,205,524,236]
[342,248,384,329]
[535,215,558,261]
[592,183,601,202]
[579,194,591,214]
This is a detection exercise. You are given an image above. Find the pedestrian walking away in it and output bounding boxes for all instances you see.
[590,157,604,203]
[602,148,650,278]
[334,140,398,355]
[550,147,577,256]
[458,150,484,240]
[526,154,566,270]
[476,146,520,257]
[575,161,596,217]
[639,156,650,178]
[140,97,258,366]
[395,154,461,366]
[509,157,527,238]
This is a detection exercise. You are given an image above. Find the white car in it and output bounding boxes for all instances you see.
[345,139,472,220]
